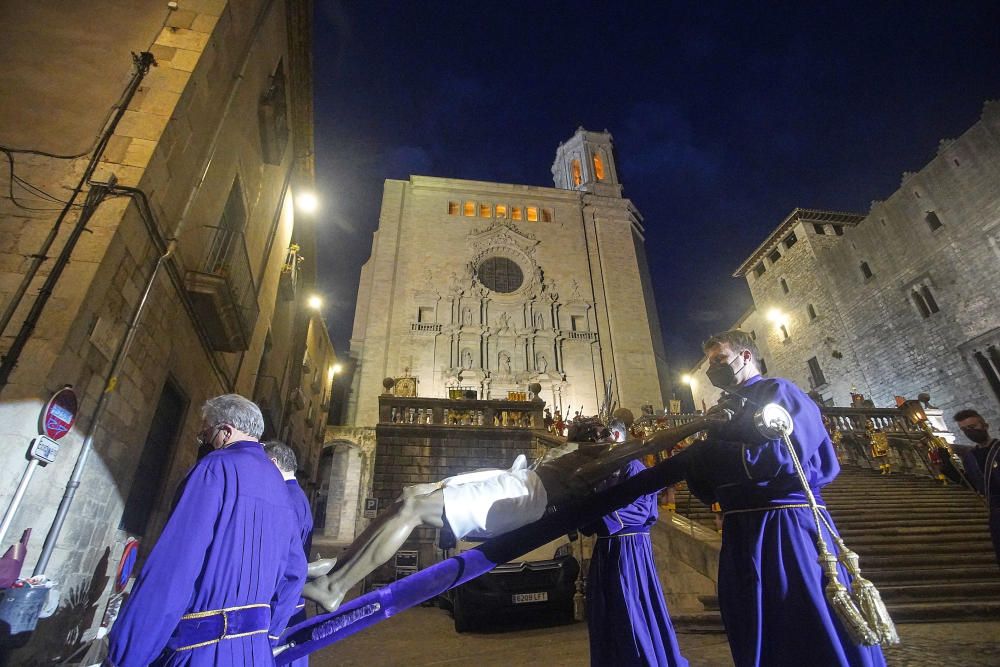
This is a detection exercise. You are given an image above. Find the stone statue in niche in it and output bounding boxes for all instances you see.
[534,313,544,329]
[496,312,511,330]
[462,306,473,325]
[461,349,474,370]
[499,351,511,375]
[448,271,463,294]
[536,353,548,373]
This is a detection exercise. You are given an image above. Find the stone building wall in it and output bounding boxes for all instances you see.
[738,210,873,407]
[728,101,1000,430]
[815,101,1000,427]
[0,1,323,659]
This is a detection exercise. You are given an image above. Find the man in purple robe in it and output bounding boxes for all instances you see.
[580,419,687,667]
[265,441,314,667]
[106,395,306,666]
[690,330,885,666]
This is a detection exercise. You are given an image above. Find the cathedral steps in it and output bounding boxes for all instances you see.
[666,464,1000,624]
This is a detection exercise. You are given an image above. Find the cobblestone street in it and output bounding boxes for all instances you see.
[312,606,1000,667]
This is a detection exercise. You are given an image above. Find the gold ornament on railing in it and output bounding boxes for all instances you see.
[865,420,891,475]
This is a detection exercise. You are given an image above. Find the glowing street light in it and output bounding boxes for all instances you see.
[328,362,343,383]
[681,374,695,387]
[296,191,319,214]
[307,294,323,310]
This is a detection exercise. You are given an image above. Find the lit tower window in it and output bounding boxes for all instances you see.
[593,153,605,180]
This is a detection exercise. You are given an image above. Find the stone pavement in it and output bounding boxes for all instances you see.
[311,606,1000,666]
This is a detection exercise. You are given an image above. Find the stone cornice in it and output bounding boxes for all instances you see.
[733,208,865,278]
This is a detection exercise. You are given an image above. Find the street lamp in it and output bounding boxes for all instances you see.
[296,191,319,214]
[766,308,787,325]
[307,295,323,311]
[328,363,343,383]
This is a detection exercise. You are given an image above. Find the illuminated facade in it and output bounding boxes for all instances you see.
[345,128,671,427]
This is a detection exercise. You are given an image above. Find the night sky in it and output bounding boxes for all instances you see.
[311,1,1000,378]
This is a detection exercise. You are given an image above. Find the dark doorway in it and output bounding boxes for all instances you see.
[119,378,188,535]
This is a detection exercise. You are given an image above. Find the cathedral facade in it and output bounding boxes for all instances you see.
[345,129,670,426]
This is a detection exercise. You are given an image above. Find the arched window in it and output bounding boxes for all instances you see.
[918,285,940,315]
[807,304,817,320]
[479,203,492,217]
[925,211,943,231]
[511,207,522,221]
[495,204,507,218]
[593,153,606,180]
[571,159,582,186]
[526,206,539,222]
[780,278,789,294]
[448,201,459,215]
[463,201,475,217]
[860,261,873,280]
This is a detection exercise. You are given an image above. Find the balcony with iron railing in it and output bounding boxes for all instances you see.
[279,243,301,301]
[184,226,260,352]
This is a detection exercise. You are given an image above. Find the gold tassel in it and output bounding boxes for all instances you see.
[819,551,880,646]
[773,425,896,648]
[574,588,586,622]
[852,576,899,645]
[831,542,899,645]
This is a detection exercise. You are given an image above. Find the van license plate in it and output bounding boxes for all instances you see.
[512,592,548,604]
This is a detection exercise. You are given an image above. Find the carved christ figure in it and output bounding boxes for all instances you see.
[301,413,729,611]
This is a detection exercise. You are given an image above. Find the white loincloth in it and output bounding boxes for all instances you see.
[441,454,548,540]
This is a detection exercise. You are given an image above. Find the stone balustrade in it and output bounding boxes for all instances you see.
[378,394,545,430]
[639,404,956,479]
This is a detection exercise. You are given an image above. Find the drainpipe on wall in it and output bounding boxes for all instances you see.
[0,52,155,388]
[31,0,282,575]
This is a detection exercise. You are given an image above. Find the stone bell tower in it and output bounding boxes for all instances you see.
[551,127,623,198]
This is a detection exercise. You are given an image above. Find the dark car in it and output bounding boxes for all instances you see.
[447,536,581,632]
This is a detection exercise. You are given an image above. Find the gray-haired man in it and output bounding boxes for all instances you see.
[107,395,306,666]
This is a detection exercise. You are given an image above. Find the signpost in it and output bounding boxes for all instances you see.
[0,387,78,547]
[41,387,77,441]
[363,497,379,519]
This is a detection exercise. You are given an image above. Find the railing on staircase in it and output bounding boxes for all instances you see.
[640,400,957,480]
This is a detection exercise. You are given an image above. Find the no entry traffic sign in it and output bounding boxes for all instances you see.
[40,386,77,441]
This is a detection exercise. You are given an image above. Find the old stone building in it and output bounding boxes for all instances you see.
[345,128,671,428]
[690,101,1000,429]
[0,0,336,658]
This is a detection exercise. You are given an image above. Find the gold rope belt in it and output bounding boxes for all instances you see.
[723,503,825,517]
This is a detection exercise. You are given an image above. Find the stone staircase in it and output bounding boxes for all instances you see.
[669,464,1000,623]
